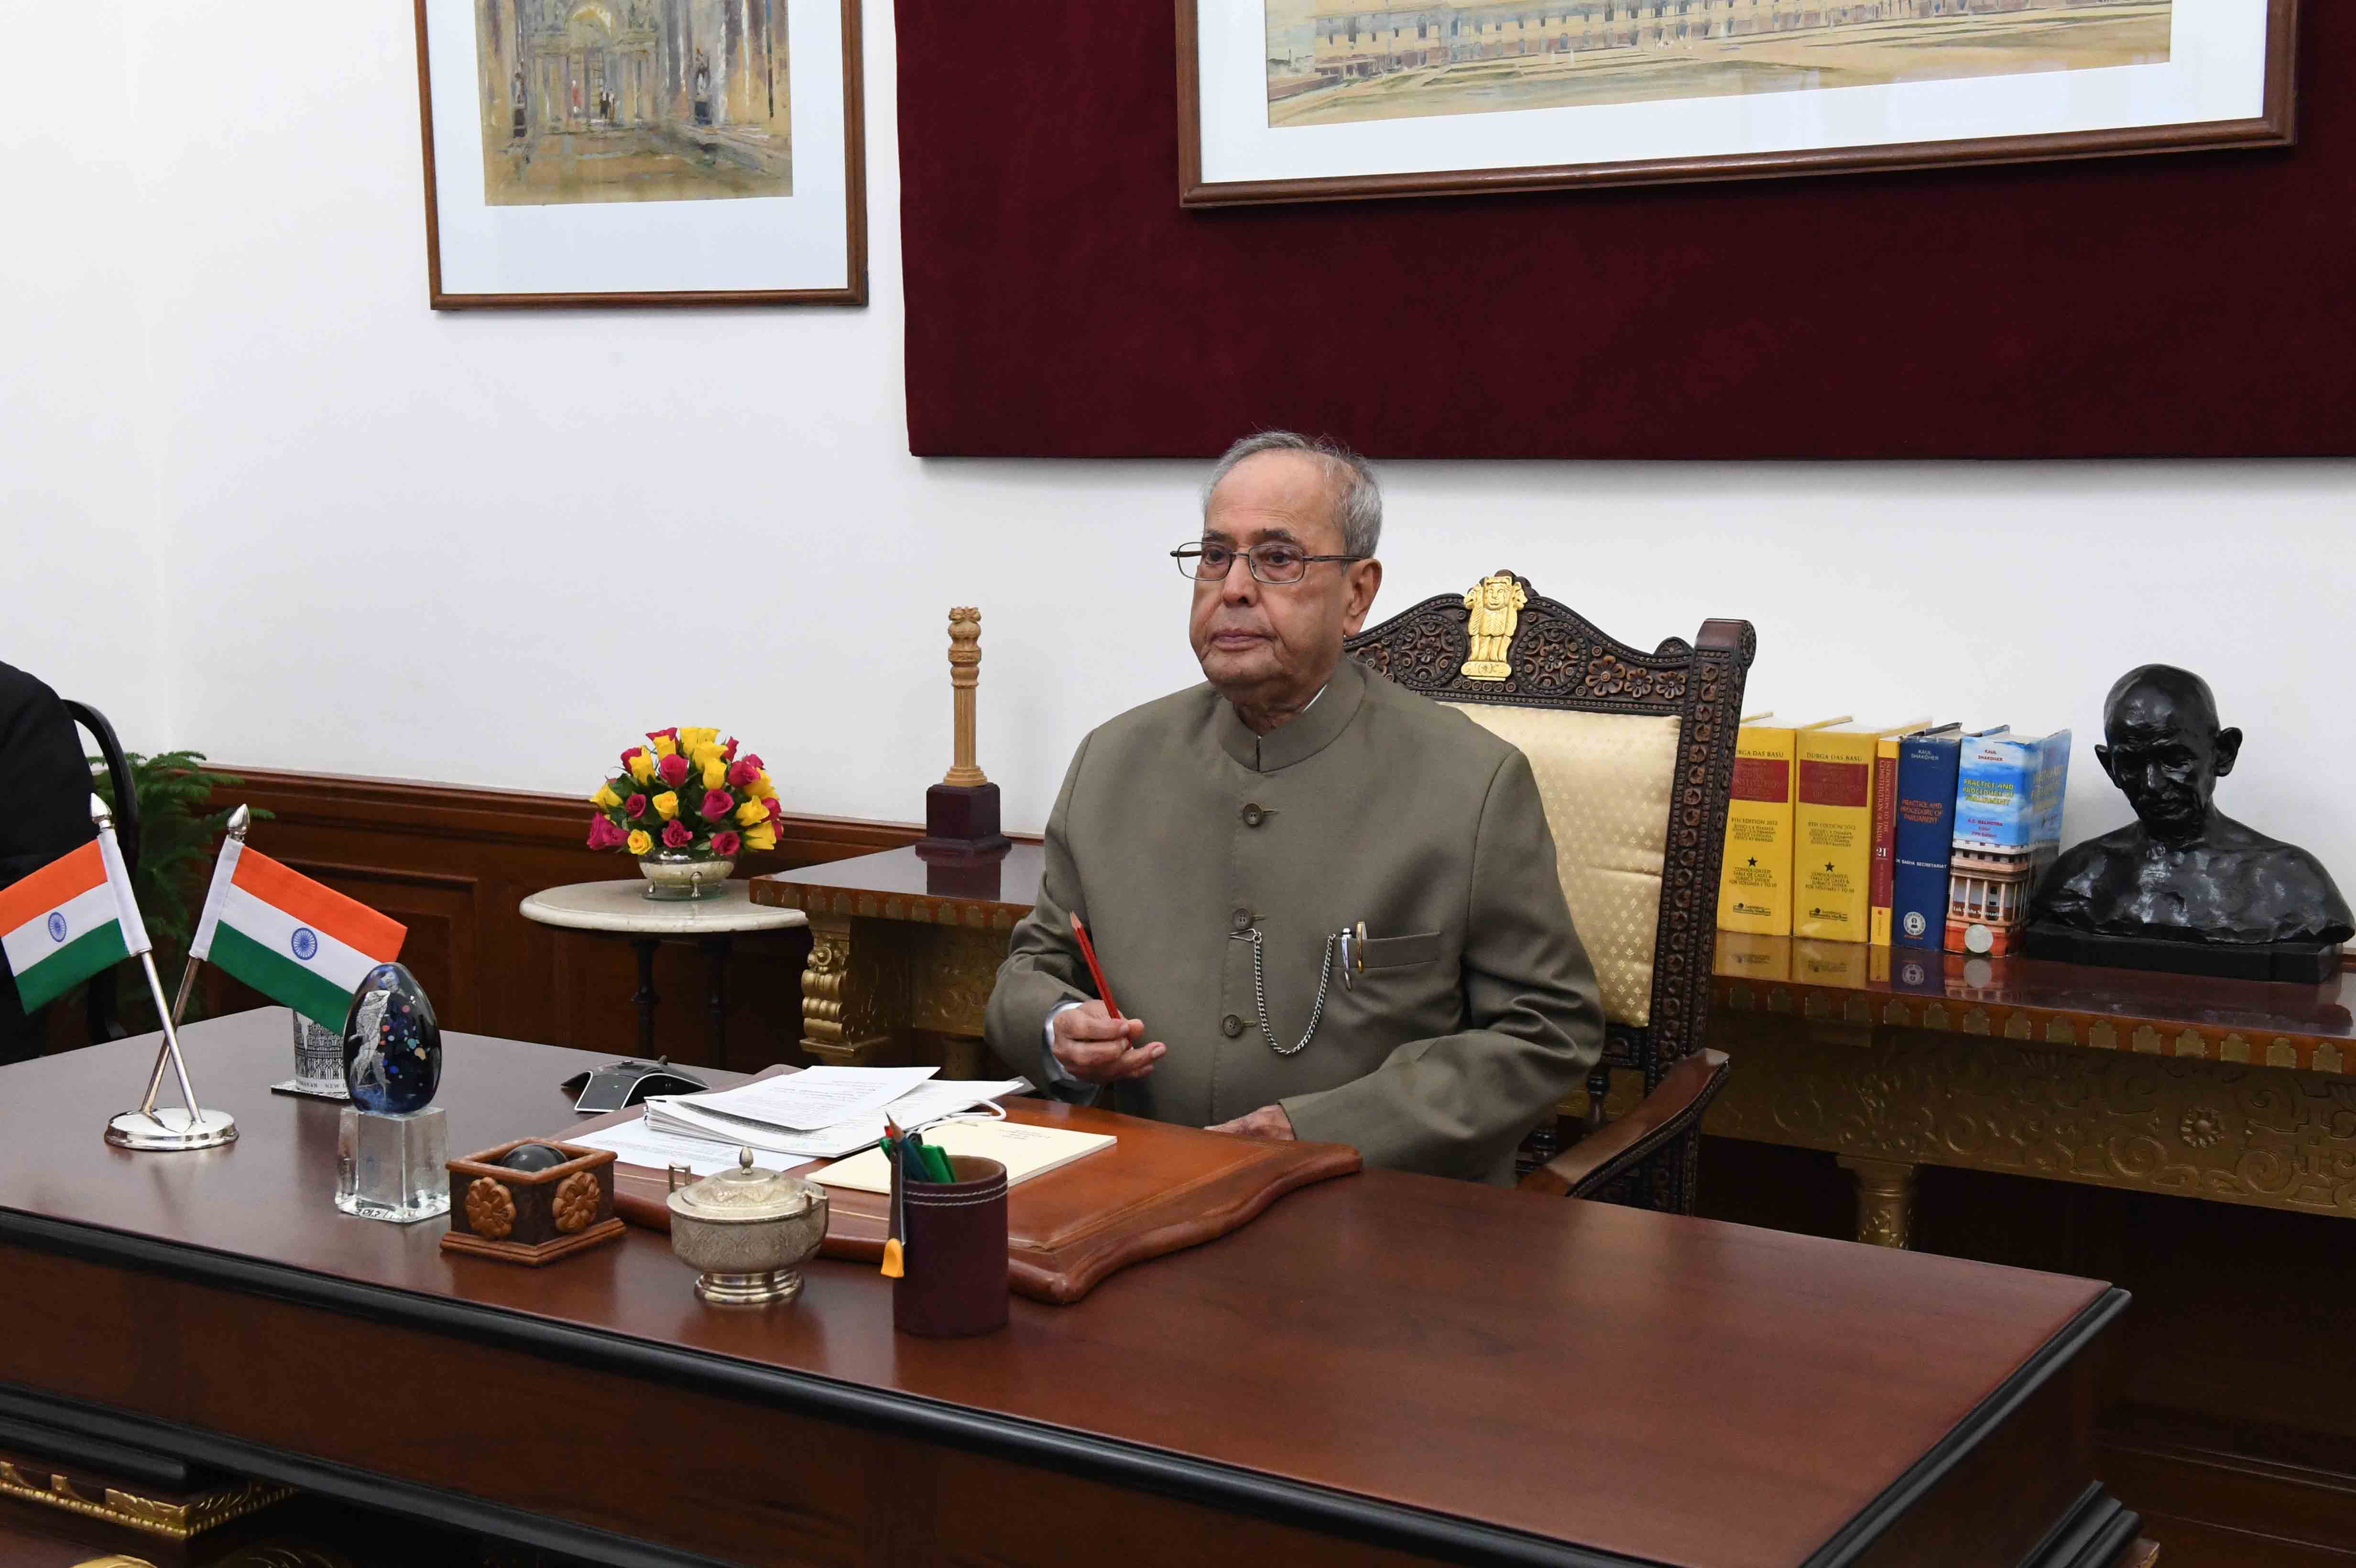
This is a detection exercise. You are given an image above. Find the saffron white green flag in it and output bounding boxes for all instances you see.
[190,839,405,1028]
[0,832,150,1014]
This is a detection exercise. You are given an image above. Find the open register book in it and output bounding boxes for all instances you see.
[809,1118,1114,1195]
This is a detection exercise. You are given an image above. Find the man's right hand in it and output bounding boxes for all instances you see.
[1050,1001,1165,1086]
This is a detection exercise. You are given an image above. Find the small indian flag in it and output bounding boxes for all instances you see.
[0,835,151,1013]
[190,840,405,1028]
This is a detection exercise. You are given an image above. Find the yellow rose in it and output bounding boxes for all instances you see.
[653,791,680,820]
[700,754,728,790]
[679,727,720,751]
[752,770,773,795]
[652,736,677,758]
[627,752,656,784]
[743,823,778,851]
[735,797,771,826]
[625,829,653,857]
[590,783,622,809]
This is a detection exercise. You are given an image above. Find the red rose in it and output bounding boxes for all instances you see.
[711,830,742,857]
[700,788,735,820]
[624,793,648,818]
[586,815,624,849]
[661,820,693,849]
[620,745,644,767]
[722,737,739,762]
[726,758,759,788]
[657,753,691,787]
[763,797,783,825]
[645,727,679,744]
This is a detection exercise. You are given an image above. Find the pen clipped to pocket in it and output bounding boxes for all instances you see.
[1356,930,1443,970]
[1335,922,1443,990]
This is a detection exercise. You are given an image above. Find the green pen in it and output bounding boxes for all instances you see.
[906,1129,955,1183]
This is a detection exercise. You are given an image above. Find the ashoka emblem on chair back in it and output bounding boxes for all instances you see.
[1461,570,1528,681]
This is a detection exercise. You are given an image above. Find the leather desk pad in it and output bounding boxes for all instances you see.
[560,1072,1361,1304]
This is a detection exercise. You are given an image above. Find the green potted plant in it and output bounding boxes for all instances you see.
[84,751,268,1035]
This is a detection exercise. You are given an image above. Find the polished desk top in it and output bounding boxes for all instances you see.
[1716,934,2356,1077]
[0,1012,2119,1568]
[754,843,1045,927]
[757,846,2356,1077]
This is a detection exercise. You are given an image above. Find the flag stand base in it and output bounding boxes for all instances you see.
[104,1107,239,1152]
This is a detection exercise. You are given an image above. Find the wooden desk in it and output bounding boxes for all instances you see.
[1703,936,2356,1245]
[0,1012,2136,1568]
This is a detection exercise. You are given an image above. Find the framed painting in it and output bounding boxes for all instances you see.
[413,0,865,306]
[1179,0,2297,205]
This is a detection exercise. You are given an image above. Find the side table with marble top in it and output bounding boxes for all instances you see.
[518,880,807,1064]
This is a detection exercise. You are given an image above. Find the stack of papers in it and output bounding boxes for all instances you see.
[570,1066,1032,1173]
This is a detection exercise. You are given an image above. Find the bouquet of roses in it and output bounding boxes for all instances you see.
[586,727,780,860]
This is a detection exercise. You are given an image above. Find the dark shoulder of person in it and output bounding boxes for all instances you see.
[0,662,98,881]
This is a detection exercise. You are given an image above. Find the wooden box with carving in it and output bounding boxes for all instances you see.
[441,1140,623,1265]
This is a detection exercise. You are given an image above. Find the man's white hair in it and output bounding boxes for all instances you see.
[1201,430,1382,559]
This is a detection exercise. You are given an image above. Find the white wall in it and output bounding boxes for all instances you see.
[11,3,2355,878]
[3,0,170,746]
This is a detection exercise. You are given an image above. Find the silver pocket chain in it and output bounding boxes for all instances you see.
[1230,927,1339,1056]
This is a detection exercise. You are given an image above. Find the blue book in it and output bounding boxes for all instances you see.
[1948,728,2072,955]
[1891,725,2003,949]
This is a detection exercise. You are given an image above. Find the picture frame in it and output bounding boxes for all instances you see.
[412,0,866,307]
[1179,0,2297,206]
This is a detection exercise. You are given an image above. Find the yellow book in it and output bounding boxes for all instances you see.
[1794,718,1930,942]
[1717,713,1848,936]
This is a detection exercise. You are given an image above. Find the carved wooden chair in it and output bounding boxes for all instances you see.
[1344,572,1753,1213]
[65,699,141,1045]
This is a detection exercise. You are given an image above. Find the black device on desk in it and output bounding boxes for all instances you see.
[561,1058,708,1114]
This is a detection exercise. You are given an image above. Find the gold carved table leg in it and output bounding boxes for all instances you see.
[1838,1156,1918,1249]
[796,912,1013,1076]
[798,912,906,1067]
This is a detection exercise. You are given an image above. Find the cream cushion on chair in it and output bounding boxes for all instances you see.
[1444,704,1680,1028]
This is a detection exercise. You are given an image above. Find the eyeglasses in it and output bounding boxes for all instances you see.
[1171,540,1369,586]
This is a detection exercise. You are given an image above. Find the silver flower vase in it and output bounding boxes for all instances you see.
[637,850,734,901]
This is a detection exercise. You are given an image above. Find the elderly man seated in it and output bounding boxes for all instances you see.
[984,432,1603,1184]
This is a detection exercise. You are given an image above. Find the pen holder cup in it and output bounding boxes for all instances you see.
[892,1155,1010,1338]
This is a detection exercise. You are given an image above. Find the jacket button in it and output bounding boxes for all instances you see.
[1221,1014,1244,1038]
[1231,907,1252,931]
[1241,803,1265,828]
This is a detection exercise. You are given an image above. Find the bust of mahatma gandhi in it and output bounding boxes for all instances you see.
[2031,665,2352,950]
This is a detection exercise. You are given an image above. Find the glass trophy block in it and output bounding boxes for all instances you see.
[292,1013,349,1098]
[335,1106,450,1223]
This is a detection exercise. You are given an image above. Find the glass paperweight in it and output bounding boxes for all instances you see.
[335,1105,450,1223]
[342,962,442,1114]
[292,1012,349,1098]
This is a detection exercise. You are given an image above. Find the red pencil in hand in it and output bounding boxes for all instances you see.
[1069,914,1123,1021]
